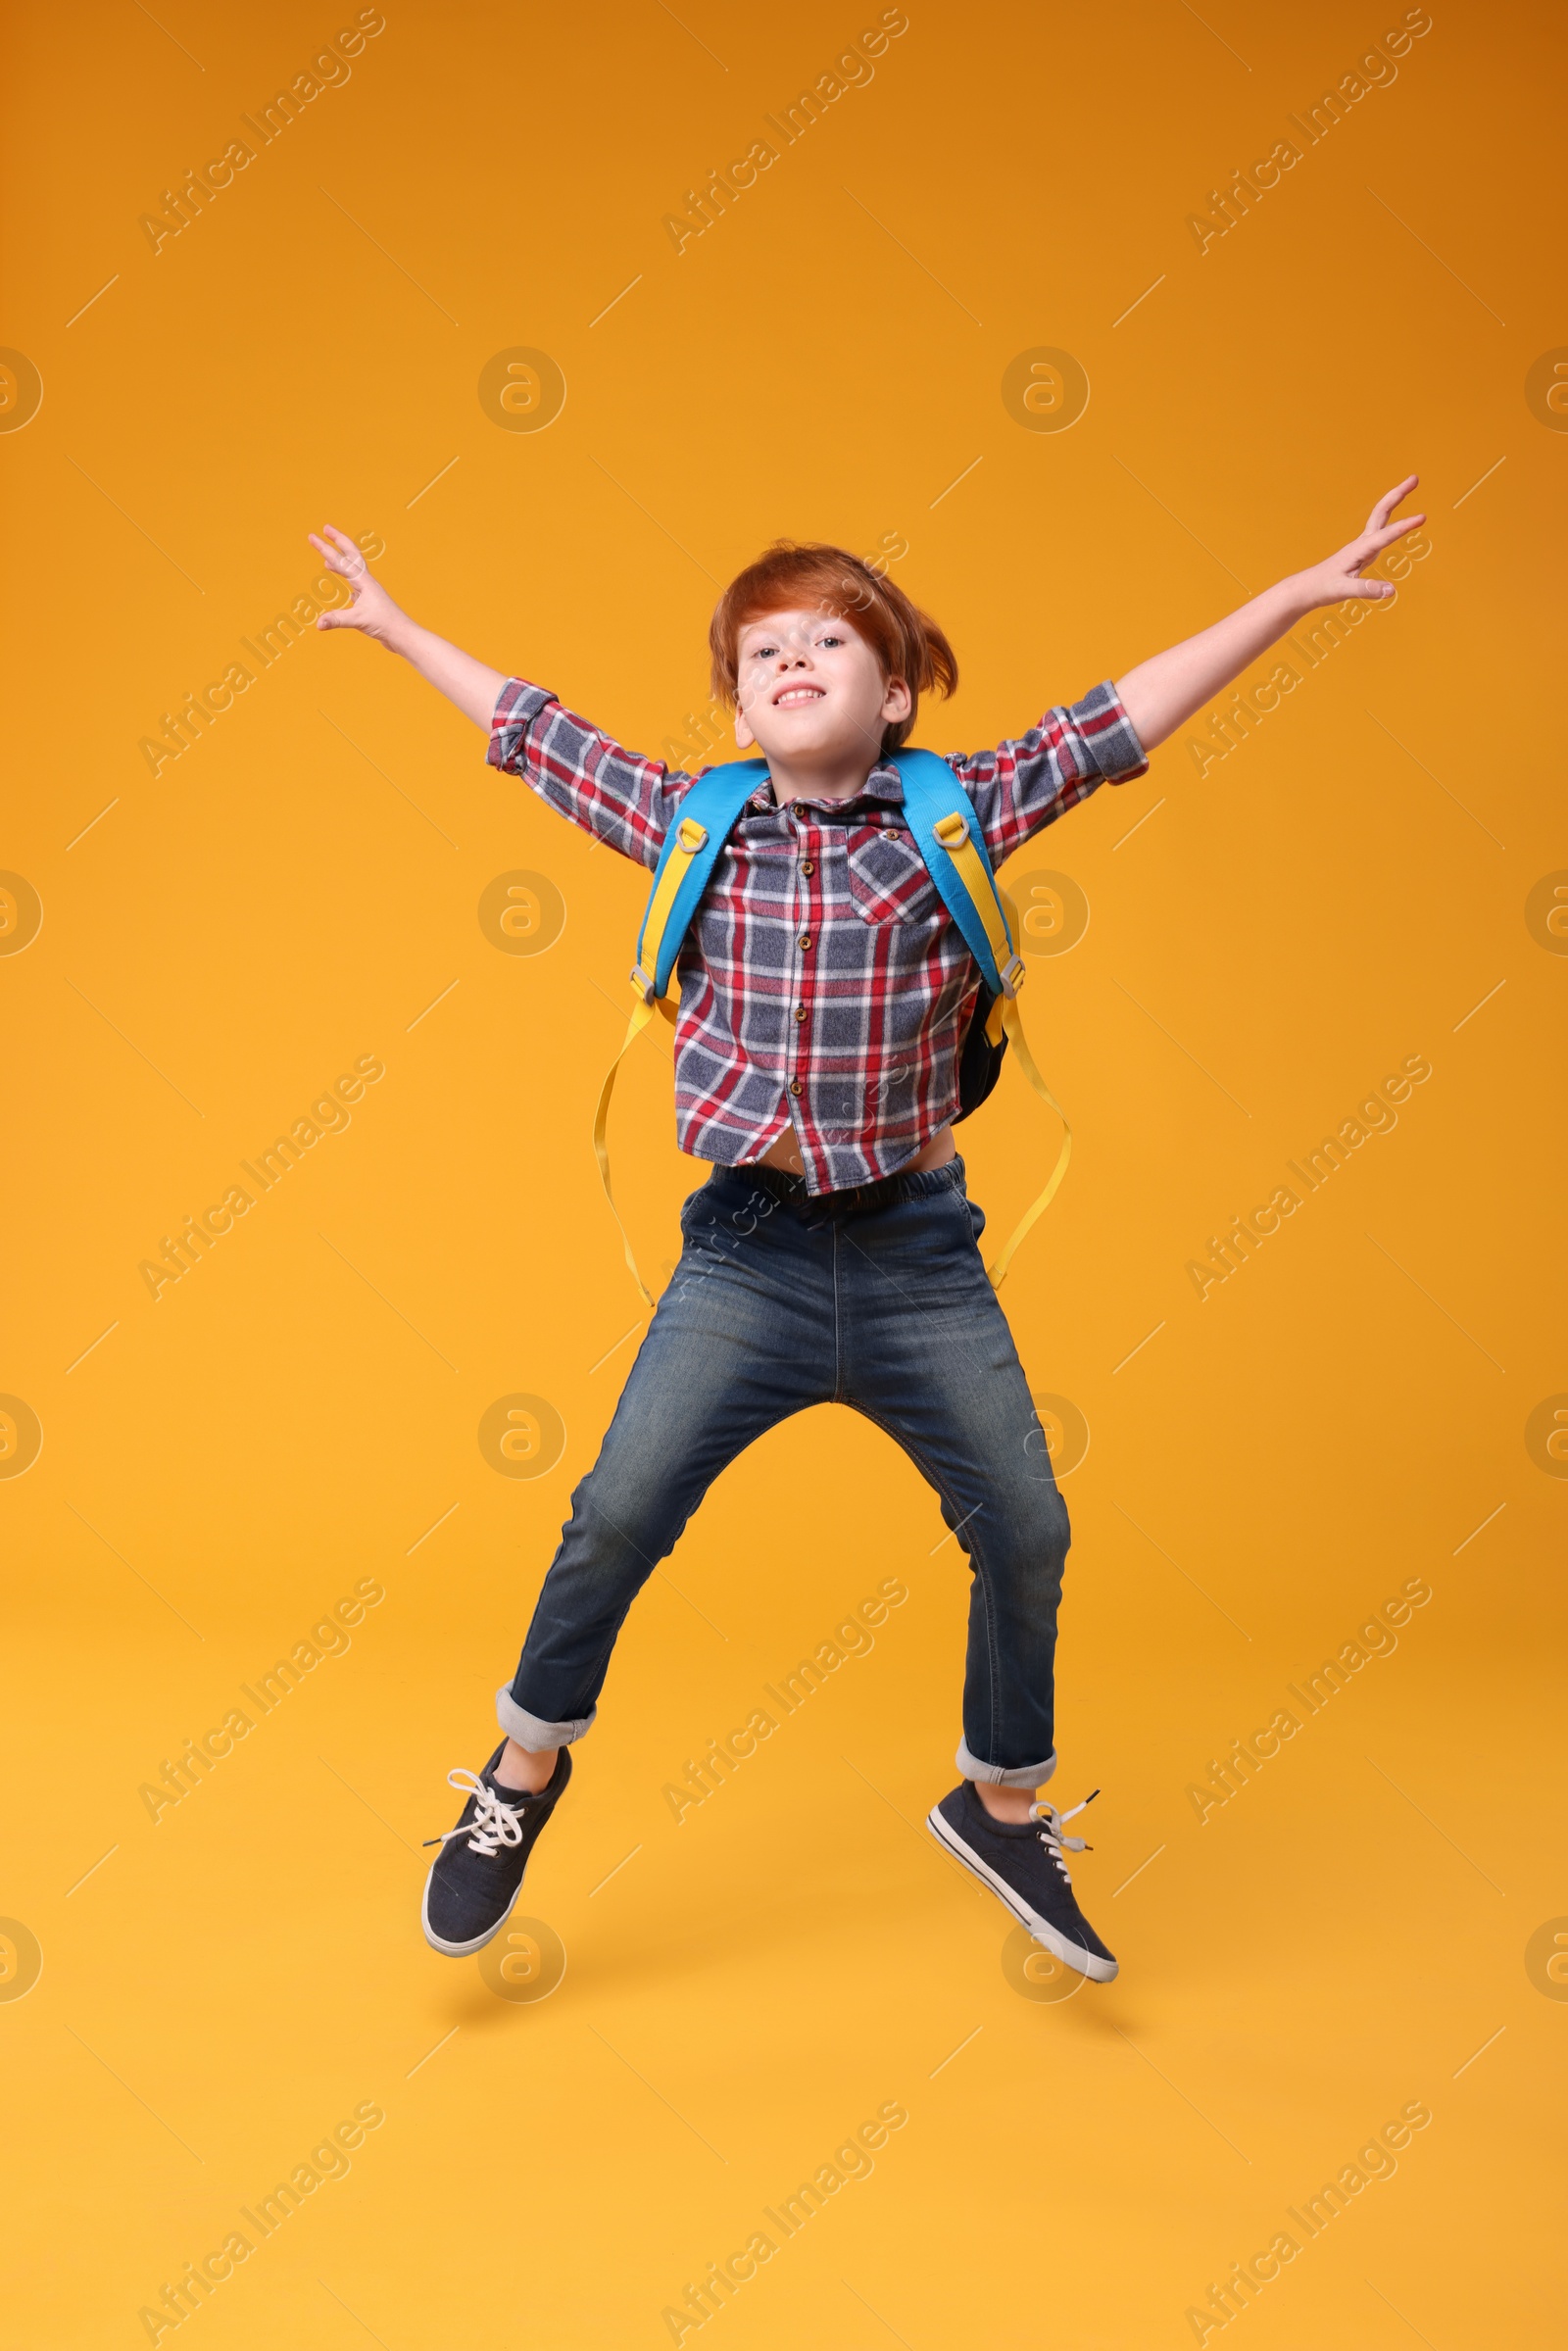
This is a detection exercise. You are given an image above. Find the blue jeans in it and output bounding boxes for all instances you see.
[499,1158,1070,1787]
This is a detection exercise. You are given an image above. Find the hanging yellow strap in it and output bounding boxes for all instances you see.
[593,811,712,1309]
[985,989,1072,1290]
[592,983,677,1309]
[930,819,1070,1280]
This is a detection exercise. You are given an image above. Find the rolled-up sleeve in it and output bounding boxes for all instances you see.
[485,678,683,870]
[954,680,1151,865]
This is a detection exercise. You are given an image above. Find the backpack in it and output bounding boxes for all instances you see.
[593,748,1071,1305]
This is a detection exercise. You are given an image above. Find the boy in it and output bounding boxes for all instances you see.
[310,476,1421,1980]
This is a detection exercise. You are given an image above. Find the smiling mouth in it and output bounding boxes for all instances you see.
[773,685,825,708]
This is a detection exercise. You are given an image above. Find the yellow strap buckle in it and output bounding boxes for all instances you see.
[1000,953,1025,999]
[629,963,656,1004]
[677,817,709,853]
[933,810,969,846]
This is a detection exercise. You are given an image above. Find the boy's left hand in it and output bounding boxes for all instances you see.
[1292,474,1426,610]
[1114,472,1428,752]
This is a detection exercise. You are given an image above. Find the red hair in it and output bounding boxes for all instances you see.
[709,541,958,755]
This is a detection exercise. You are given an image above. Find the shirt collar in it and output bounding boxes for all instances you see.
[749,759,905,816]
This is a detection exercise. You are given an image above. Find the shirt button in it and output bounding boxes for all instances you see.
[793,1004,807,1023]
[789,1079,803,1096]
[801,858,815,875]
[798,933,812,951]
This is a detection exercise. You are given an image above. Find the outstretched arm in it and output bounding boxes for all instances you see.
[308,523,506,727]
[309,522,683,870]
[1113,476,1426,753]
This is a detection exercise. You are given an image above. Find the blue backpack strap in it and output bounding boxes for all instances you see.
[596,759,767,1307]
[894,747,1068,1291]
[892,748,1021,1002]
[635,759,769,1000]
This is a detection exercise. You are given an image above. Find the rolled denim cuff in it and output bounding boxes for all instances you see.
[957,1739,1056,1790]
[496,1685,596,1749]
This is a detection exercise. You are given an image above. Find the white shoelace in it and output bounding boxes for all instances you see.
[1028,1788,1099,1880]
[423,1769,527,1856]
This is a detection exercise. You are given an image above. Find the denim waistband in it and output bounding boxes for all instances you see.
[710,1154,968,1216]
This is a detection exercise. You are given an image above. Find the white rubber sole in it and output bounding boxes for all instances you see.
[927,1804,1119,1983]
[419,1865,528,1958]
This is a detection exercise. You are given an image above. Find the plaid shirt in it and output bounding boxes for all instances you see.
[488,679,1149,1194]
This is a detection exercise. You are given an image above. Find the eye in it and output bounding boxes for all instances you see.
[819,633,845,649]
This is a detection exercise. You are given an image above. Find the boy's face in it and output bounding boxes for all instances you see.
[731,607,910,768]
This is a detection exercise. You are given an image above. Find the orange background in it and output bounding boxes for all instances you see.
[3,0,1565,2343]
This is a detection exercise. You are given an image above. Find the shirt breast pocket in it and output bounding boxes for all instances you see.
[845,826,941,926]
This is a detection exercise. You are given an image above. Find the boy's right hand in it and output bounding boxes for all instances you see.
[309,523,406,645]
[308,525,508,728]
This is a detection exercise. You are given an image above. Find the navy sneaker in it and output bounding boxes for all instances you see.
[420,1741,570,1956]
[927,1781,1118,1982]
